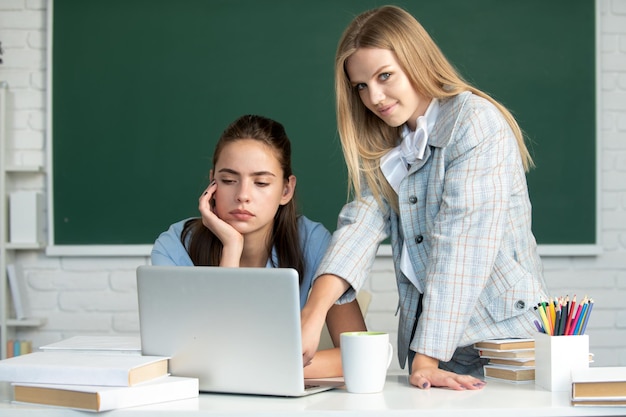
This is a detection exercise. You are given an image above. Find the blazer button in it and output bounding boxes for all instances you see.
[408,196,417,204]
[415,235,424,244]
[514,300,526,310]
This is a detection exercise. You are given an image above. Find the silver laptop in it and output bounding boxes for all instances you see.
[136,265,343,396]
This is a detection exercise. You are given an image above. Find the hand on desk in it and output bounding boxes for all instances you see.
[410,353,486,391]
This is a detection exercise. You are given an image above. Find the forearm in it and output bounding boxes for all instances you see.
[302,274,350,331]
[303,348,343,379]
[326,298,367,347]
[218,239,244,267]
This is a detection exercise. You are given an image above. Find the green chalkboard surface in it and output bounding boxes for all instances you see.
[52,0,595,246]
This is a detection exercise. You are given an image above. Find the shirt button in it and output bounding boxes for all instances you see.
[408,196,417,204]
[514,300,526,310]
[415,235,424,244]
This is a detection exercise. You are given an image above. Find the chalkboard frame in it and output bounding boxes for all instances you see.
[46,0,599,256]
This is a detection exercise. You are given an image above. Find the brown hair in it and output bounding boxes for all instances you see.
[335,5,533,213]
[181,115,304,281]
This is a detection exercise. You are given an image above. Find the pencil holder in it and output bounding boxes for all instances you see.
[534,332,589,392]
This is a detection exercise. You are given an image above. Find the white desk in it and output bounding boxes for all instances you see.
[1,374,625,417]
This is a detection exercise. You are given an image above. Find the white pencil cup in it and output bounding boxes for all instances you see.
[534,332,589,392]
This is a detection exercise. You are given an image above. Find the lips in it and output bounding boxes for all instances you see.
[229,209,254,220]
[377,102,396,117]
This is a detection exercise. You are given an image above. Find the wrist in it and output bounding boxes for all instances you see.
[219,240,243,267]
[412,352,439,370]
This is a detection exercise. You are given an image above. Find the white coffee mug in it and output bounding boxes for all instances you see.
[340,331,393,393]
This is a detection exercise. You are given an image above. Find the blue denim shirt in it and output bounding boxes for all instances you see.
[151,215,331,309]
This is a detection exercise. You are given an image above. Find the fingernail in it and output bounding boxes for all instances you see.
[422,382,429,389]
[474,382,485,387]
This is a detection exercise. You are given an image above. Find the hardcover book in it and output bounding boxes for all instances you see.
[12,376,198,412]
[474,338,534,351]
[483,365,535,382]
[0,352,168,386]
[39,336,142,355]
[488,357,535,367]
[571,367,626,405]
[7,264,31,320]
[477,349,535,359]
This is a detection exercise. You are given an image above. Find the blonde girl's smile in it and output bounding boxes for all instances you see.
[345,47,430,130]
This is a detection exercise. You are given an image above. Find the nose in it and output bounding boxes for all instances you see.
[236,182,250,203]
[368,84,385,106]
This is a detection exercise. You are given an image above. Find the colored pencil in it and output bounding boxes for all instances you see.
[579,299,594,335]
[564,295,577,336]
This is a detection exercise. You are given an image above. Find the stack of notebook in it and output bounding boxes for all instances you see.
[0,336,198,412]
[474,338,536,383]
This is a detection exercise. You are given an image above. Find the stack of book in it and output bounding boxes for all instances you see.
[571,367,626,407]
[5,339,32,358]
[0,338,198,412]
[474,338,535,383]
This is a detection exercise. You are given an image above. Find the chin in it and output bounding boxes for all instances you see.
[380,115,407,128]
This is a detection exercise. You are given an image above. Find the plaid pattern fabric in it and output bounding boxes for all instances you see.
[317,92,548,369]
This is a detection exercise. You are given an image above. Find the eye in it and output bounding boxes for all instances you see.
[220,178,236,185]
[255,180,270,187]
[354,83,366,91]
[379,72,391,81]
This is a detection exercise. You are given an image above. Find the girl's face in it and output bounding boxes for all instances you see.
[212,139,295,240]
[345,47,430,131]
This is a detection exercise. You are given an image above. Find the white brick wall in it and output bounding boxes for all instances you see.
[2,0,625,373]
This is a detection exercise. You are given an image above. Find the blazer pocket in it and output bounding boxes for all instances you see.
[482,254,537,323]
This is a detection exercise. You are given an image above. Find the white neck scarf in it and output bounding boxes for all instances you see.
[380,99,439,293]
[380,99,440,193]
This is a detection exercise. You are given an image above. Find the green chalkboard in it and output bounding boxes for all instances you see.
[52,0,595,246]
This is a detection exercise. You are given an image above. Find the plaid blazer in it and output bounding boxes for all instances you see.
[317,92,549,369]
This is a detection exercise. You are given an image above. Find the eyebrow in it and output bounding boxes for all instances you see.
[350,65,393,86]
[217,168,277,177]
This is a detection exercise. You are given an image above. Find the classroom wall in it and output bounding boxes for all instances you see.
[1,0,625,372]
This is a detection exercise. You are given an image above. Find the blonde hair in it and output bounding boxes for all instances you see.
[335,5,533,213]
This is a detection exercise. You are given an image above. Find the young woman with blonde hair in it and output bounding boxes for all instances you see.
[301,5,548,390]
